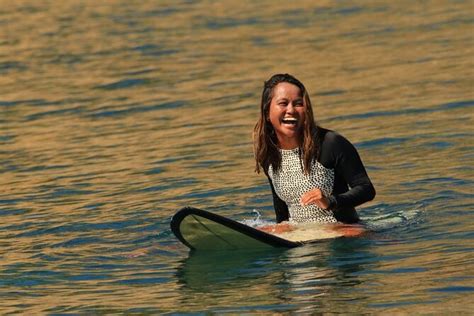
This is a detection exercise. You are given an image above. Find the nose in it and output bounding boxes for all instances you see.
[286,103,296,113]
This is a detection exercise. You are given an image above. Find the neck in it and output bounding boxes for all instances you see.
[277,137,300,150]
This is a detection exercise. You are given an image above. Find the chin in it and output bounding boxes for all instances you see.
[283,128,302,138]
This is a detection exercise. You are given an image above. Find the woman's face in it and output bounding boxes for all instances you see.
[268,82,306,149]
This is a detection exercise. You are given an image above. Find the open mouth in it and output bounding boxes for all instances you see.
[282,117,298,125]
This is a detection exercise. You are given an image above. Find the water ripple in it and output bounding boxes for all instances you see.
[0,0,472,314]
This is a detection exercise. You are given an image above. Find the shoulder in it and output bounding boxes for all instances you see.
[317,128,359,167]
[319,128,352,150]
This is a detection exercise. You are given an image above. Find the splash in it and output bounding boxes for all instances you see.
[238,208,424,242]
[361,208,423,231]
[239,209,274,228]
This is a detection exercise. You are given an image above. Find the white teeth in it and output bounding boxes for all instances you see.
[282,117,298,124]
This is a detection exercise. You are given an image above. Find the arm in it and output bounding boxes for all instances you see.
[321,131,376,210]
[267,177,289,223]
[331,135,376,208]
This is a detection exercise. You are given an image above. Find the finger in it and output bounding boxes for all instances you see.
[301,190,315,200]
[301,195,318,206]
[301,194,314,206]
[300,192,310,205]
[301,190,322,204]
[302,191,327,206]
[300,195,309,205]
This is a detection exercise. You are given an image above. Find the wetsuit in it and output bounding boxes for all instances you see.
[267,128,375,224]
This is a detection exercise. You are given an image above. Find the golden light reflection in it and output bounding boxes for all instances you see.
[1,0,473,313]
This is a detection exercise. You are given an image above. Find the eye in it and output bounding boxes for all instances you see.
[294,100,304,107]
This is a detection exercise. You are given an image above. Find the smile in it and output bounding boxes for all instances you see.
[282,117,298,125]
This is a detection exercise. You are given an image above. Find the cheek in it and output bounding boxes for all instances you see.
[298,108,306,120]
[268,105,279,123]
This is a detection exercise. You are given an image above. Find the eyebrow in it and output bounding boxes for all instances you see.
[275,97,303,102]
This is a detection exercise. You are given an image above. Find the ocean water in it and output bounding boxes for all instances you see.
[1,0,473,314]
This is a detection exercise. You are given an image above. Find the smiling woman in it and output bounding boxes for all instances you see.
[253,73,376,225]
[267,82,306,149]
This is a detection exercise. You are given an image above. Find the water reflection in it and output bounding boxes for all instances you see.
[176,249,280,290]
[175,237,376,311]
[175,249,286,311]
[280,238,375,312]
[1,0,473,313]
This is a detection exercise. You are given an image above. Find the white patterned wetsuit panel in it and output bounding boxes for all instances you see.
[268,148,337,223]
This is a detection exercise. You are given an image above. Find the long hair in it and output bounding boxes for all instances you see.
[253,73,320,175]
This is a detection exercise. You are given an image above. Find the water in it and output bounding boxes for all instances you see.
[1,0,473,313]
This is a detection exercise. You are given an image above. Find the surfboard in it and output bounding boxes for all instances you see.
[170,207,303,250]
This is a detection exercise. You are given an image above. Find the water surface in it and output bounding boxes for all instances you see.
[1,0,473,314]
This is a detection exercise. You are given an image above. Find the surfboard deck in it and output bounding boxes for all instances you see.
[170,207,304,250]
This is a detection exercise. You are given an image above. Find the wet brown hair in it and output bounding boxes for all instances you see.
[253,73,320,175]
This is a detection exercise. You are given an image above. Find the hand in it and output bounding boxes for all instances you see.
[300,188,330,209]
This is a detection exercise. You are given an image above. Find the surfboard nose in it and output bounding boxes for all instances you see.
[170,207,301,251]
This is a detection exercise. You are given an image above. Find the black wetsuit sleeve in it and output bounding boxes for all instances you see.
[320,131,376,211]
[267,176,289,223]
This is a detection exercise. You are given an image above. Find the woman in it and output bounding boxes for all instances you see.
[254,74,375,233]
